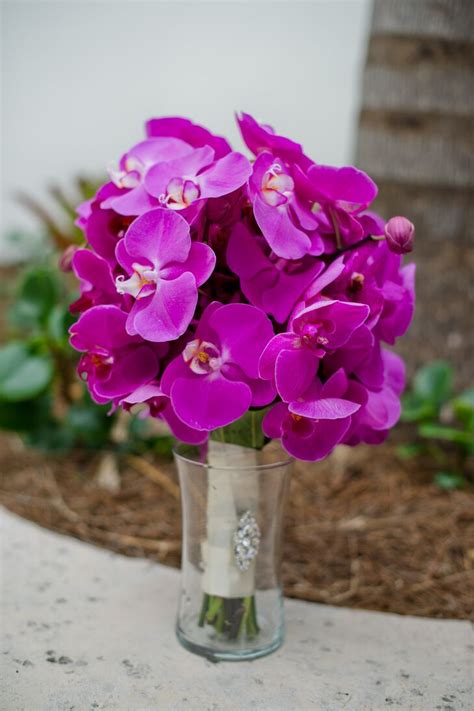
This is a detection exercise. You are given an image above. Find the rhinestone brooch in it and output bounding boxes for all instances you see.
[233,511,261,572]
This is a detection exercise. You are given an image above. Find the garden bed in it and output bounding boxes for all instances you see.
[1,430,473,621]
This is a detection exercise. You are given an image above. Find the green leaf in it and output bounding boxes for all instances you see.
[419,423,473,447]
[25,423,75,452]
[434,472,466,490]
[400,392,436,422]
[151,436,175,457]
[0,343,53,402]
[396,443,425,460]
[210,409,269,450]
[0,342,28,381]
[0,396,51,432]
[452,389,474,430]
[412,361,453,408]
[65,401,114,449]
[12,267,60,328]
[47,304,75,345]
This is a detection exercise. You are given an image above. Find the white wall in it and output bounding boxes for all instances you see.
[1,0,372,260]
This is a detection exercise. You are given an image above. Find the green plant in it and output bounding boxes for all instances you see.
[0,179,173,457]
[399,361,474,489]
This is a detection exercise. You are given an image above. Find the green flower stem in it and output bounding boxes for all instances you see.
[198,593,210,627]
[198,593,259,641]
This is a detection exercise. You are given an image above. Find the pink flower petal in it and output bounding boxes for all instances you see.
[95,345,158,399]
[275,348,319,403]
[128,272,197,342]
[259,333,296,380]
[171,373,252,430]
[198,152,252,198]
[123,208,191,268]
[290,396,360,420]
[209,303,274,378]
[262,402,288,439]
[253,195,312,259]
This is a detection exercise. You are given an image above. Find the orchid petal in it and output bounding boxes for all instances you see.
[127,271,197,342]
[198,152,252,198]
[253,195,312,260]
[275,348,319,402]
[171,373,252,430]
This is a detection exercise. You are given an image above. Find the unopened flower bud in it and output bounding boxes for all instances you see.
[59,245,78,272]
[384,216,414,255]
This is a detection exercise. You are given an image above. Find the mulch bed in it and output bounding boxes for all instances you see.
[1,431,473,621]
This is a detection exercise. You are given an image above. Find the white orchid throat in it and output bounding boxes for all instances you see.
[183,339,222,375]
[115,263,158,299]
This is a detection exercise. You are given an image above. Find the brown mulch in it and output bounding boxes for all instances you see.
[1,432,473,621]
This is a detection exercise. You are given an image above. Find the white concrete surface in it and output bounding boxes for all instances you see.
[0,507,472,711]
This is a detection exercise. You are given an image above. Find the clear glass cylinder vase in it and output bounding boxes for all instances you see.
[174,440,292,661]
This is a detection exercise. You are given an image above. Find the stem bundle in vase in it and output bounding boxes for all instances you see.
[200,440,259,640]
[66,112,415,659]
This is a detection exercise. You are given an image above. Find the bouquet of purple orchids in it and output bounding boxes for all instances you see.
[68,113,414,651]
[69,112,414,459]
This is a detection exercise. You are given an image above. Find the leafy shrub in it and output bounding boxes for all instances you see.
[0,180,172,456]
[400,361,474,488]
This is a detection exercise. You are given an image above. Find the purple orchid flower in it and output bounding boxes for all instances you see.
[289,257,347,322]
[344,350,405,446]
[161,302,276,431]
[102,137,195,217]
[227,221,325,323]
[76,182,137,267]
[236,112,312,169]
[372,255,415,345]
[248,151,322,260]
[322,326,384,390]
[295,164,378,211]
[69,248,122,313]
[121,383,208,445]
[314,208,386,254]
[263,369,365,461]
[114,208,215,343]
[69,305,163,404]
[259,300,369,402]
[294,164,379,250]
[75,198,93,229]
[144,145,251,211]
[301,240,415,343]
[146,116,231,159]
[348,242,414,343]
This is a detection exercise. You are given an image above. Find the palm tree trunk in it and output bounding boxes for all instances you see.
[356,0,474,387]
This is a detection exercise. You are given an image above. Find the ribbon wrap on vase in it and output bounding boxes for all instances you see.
[202,441,259,598]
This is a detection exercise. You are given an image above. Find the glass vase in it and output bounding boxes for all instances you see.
[174,440,292,661]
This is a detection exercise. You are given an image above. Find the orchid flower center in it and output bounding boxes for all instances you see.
[80,351,114,381]
[110,214,136,239]
[261,162,294,207]
[182,339,222,375]
[147,398,167,418]
[108,156,144,190]
[288,412,317,434]
[159,177,200,210]
[300,322,330,348]
[349,272,365,292]
[268,253,289,272]
[115,263,158,299]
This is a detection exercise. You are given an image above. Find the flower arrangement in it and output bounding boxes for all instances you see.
[68,113,415,656]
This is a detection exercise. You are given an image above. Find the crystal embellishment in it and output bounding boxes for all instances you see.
[233,511,261,572]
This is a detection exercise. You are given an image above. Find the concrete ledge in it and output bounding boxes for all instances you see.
[1,507,472,710]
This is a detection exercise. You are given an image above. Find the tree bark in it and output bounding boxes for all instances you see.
[356,0,474,387]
